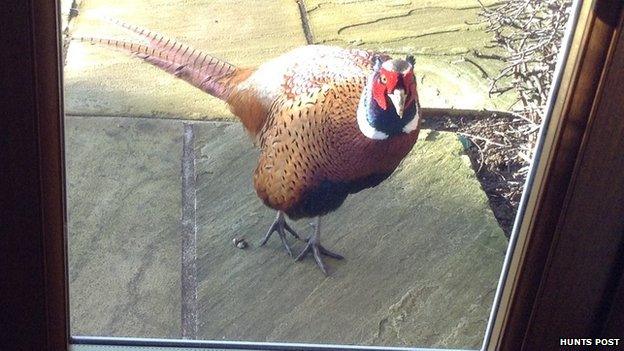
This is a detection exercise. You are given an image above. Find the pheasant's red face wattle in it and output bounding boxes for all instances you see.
[403,70,418,107]
[371,66,417,116]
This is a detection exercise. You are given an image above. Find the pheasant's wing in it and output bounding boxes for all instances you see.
[240,46,387,104]
[74,19,250,101]
[226,46,387,139]
[281,48,381,100]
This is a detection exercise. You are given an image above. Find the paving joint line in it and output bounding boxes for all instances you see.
[296,0,314,44]
[64,113,239,125]
[180,123,198,339]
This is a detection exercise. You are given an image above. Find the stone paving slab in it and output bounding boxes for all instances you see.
[305,0,494,48]
[192,123,507,348]
[64,0,514,120]
[64,0,306,119]
[66,116,507,348]
[303,0,511,110]
[66,116,183,337]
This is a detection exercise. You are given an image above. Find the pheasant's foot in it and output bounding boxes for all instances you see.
[259,211,300,257]
[295,217,343,275]
[296,238,344,275]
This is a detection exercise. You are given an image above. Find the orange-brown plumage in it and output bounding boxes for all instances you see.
[251,77,418,219]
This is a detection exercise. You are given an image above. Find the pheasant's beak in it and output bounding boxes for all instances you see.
[388,89,406,118]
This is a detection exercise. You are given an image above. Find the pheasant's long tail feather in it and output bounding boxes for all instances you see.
[102,17,185,54]
[74,32,245,101]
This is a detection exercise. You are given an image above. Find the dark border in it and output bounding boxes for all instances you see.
[1,0,69,350]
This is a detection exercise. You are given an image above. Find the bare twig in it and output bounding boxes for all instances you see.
[479,0,572,127]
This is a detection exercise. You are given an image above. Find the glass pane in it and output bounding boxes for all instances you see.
[62,0,576,349]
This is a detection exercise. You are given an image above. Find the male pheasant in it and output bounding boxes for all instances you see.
[79,20,422,274]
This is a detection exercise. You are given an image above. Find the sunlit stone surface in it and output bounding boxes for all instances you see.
[66,117,506,348]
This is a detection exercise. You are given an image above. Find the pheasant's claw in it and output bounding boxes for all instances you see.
[278,230,293,257]
[260,211,300,257]
[318,245,344,260]
[296,237,344,275]
[259,220,278,246]
[283,221,301,240]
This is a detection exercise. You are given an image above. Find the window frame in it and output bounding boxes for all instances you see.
[484,0,624,349]
[3,0,623,350]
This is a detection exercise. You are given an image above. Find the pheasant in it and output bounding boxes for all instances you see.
[77,20,421,274]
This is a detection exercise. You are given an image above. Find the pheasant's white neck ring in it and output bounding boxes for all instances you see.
[356,98,389,140]
[403,105,421,133]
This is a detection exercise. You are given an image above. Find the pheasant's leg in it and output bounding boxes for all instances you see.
[259,211,301,257]
[296,217,344,275]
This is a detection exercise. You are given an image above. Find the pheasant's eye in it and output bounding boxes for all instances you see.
[379,75,387,84]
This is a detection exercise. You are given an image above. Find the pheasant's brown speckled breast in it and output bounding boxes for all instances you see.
[252,66,419,219]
